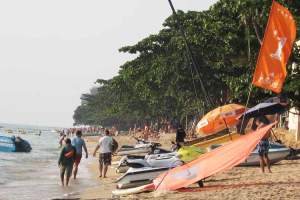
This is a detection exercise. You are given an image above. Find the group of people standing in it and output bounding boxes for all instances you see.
[59,126,105,137]
[58,129,115,186]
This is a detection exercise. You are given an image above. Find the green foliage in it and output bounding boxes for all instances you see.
[73,0,300,129]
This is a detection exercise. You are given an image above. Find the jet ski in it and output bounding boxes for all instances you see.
[116,155,183,189]
[116,152,179,173]
[117,138,163,156]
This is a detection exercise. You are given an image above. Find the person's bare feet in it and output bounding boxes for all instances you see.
[99,175,102,178]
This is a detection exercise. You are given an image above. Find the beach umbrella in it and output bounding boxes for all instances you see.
[239,102,286,120]
[196,104,246,135]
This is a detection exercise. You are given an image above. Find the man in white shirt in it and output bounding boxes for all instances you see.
[93,129,113,178]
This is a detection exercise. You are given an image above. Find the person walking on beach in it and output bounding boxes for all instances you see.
[93,129,113,178]
[58,132,66,147]
[58,138,76,186]
[254,117,272,173]
[71,130,88,179]
[176,125,186,149]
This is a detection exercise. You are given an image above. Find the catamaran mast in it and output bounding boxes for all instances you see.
[167,0,213,110]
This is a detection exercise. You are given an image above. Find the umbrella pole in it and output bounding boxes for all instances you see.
[239,85,253,133]
[270,129,281,143]
[222,117,232,141]
[166,0,213,109]
[220,106,232,140]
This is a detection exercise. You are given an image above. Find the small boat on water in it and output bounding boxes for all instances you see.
[5,129,14,134]
[0,135,32,152]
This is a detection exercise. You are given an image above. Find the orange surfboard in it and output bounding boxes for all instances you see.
[153,123,275,191]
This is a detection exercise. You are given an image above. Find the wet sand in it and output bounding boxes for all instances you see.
[80,130,300,200]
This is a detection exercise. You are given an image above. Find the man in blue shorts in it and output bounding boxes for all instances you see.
[71,130,88,179]
[254,117,272,173]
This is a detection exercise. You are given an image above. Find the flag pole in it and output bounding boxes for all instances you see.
[239,0,276,133]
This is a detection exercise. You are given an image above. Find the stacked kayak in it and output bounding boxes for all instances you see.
[0,135,32,153]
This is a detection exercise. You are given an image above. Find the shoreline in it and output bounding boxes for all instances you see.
[80,135,124,199]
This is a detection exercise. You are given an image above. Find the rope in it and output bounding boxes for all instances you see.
[187,55,202,112]
[167,0,213,110]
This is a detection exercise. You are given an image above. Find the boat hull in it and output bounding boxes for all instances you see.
[0,135,16,152]
[207,142,290,166]
[117,147,151,156]
[115,152,181,173]
[239,145,290,166]
[116,167,169,189]
[0,135,31,153]
[192,132,240,149]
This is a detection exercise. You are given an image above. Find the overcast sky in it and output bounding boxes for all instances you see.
[0,0,217,127]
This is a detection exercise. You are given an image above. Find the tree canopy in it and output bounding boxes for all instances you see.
[73,0,300,130]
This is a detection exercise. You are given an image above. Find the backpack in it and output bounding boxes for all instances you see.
[111,138,119,153]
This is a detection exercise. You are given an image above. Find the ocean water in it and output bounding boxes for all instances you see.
[0,126,96,200]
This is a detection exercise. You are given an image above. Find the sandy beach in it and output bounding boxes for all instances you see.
[78,130,300,200]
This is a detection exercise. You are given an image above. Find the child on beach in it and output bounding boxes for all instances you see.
[58,138,76,186]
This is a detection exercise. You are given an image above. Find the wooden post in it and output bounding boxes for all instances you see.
[288,107,300,141]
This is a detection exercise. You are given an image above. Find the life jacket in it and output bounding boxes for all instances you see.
[64,149,75,158]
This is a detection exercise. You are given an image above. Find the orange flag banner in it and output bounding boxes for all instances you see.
[153,123,275,191]
[252,1,296,93]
